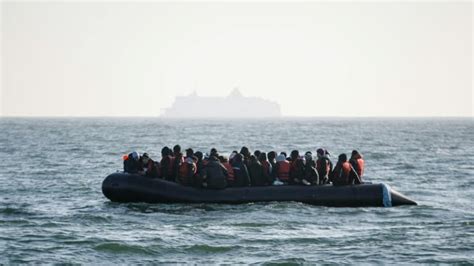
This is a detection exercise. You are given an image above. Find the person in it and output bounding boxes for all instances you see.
[123,151,141,174]
[140,153,159,177]
[193,151,205,187]
[259,152,273,184]
[248,155,267,186]
[220,156,235,187]
[160,146,174,181]
[231,153,251,187]
[303,151,319,185]
[210,148,219,158]
[316,148,332,185]
[240,146,251,167]
[171,145,184,181]
[349,150,365,181]
[201,156,228,189]
[267,151,277,170]
[229,151,238,164]
[273,153,290,184]
[253,150,261,159]
[289,150,305,184]
[177,153,197,186]
[331,153,361,186]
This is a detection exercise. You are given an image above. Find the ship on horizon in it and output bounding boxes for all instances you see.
[161,88,281,118]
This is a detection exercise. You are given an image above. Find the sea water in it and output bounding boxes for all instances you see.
[0,118,473,263]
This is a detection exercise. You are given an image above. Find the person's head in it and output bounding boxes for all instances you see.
[234,153,243,162]
[209,155,219,162]
[290,150,299,160]
[305,151,312,162]
[317,148,325,158]
[276,154,286,162]
[218,155,227,163]
[185,148,194,157]
[173,145,181,154]
[161,146,170,157]
[194,151,203,161]
[268,151,276,161]
[338,153,347,162]
[141,153,150,164]
[253,150,261,158]
[240,146,250,157]
[229,151,237,162]
[351,150,361,159]
[258,152,267,162]
[130,151,140,161]
[280,152,287,157]
[210,148,218,156]
[249,155,258,163]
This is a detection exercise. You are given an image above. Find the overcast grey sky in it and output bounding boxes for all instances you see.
[1,1,472,117]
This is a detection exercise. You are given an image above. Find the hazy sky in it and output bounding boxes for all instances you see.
[1,1,472,117]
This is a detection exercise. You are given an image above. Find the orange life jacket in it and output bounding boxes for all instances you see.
[277,160,290,181]
[262,161,271,176]
[356,158,364,177]
[223,162,235,181]
[342,161,351,178]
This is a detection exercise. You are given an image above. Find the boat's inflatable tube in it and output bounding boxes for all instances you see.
[102,173,417,207]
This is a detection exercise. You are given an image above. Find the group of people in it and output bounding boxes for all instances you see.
[123,146,365,189]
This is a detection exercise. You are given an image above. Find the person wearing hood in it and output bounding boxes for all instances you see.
[240,146,251,167]
[193,151,205,187]
[267,151,277,170]
[349,150,365,181]
[231,153,251,187]
[273,153,290,184]
[177,149,197,186]
[303,151,319,185]
[201,156,228,189]
[123,151,141,174]
[219,155,235,187]
[160,146,175,181]
[171,145,184,182]
[259,152,273,184]
[316,148,333,185]
[331,153,361,186]
[289,150,305,184]
[248,155,267,186]
[140,153,160,178]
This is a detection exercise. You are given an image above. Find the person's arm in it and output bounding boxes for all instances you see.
[220,163,229,177]
[350,165,362,184]
[242,164,251,186]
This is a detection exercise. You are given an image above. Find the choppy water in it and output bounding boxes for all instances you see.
[0,118,473,264]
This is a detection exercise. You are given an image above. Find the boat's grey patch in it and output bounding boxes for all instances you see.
[382,183,392,207]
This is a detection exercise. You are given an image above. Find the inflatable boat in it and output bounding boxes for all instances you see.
[102,173,417,207]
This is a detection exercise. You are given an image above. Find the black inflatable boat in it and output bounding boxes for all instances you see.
[102,173,417,207]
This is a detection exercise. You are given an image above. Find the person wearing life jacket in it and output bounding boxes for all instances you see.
[160,146,175,181]
[170,145,184,181]
[231,153,251,187]
[123,151,141,174]
[350,150,365,182]
[289,150,305,184]
[201,156,228,189]
[259,152,273,184]
[273,153,290,184]
[331,153,361,186]
[316,148,333,185]
[139,153,160,178]
[177,154,197,186]
[303,151,319,185]
[248,155,267,186]
[220,155,235,187]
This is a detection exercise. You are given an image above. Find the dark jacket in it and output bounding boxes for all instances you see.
[249,161,267,186]
[201,158,228,189]
[232,160,251,187]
